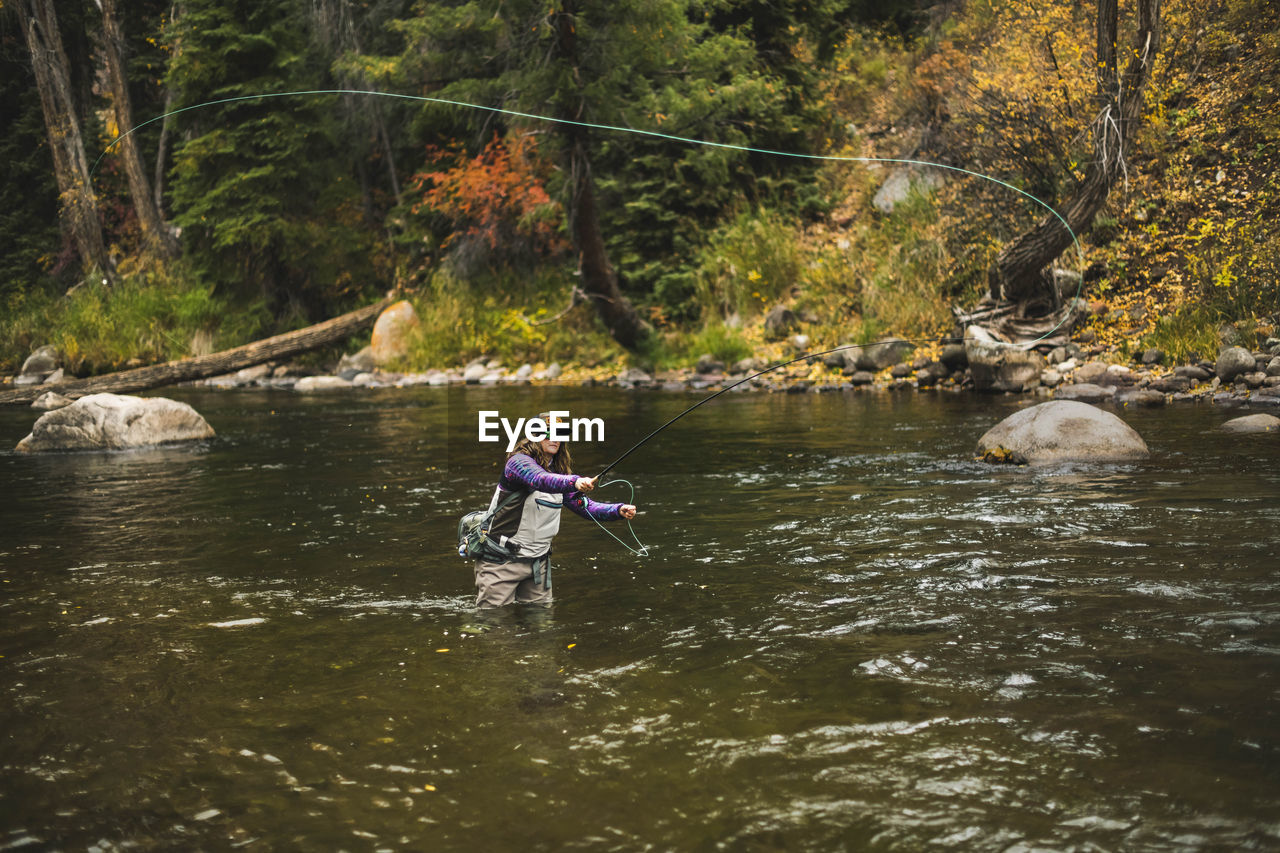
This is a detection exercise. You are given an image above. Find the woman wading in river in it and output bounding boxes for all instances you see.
[473,412,637,607]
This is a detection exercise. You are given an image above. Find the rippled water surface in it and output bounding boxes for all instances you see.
[2,387,1278,851]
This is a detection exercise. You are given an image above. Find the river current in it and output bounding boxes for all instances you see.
[1,387,1277,851]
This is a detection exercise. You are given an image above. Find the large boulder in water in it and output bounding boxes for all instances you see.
[976,400,1149,464]
[1220,413,1280,434]
[965,326,1046,392]
[16,393,215,453]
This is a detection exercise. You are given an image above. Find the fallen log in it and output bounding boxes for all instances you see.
[0,297,393,405]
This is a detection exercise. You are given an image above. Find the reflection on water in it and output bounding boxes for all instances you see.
[1,388,1278,850]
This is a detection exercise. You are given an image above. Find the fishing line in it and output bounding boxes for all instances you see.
[94,87,1085,273]
[585,478,648,557]
[95,88,1088,555]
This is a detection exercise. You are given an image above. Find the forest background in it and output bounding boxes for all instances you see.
[2,0,1277,379]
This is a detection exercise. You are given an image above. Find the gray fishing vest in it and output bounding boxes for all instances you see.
[485,482,563,560]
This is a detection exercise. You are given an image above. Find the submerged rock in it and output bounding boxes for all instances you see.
[976,400,1149,464]
[1220,413,1280,433]
[1054,383,1115,403]
[1114,388,1166,407]
[16,393,214,453]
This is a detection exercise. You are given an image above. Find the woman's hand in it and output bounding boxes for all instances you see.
[619,504,637,520]
[575,476,597,493]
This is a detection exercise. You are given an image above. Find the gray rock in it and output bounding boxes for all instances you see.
[13,373,45,387]
[847,370,875,386]
[939,343,968,369]
[1047,346,1070,365]
[1150,375,1192,393]
[695,354,726,375]
[822,349,848,368]
[1175,364,1213,381]
[1220,413,1280,433]
[789,334,810,352]
[1097,365,1135,387]
[1242,372,1267,389]
[295,376,353,391]
[339,346,377,375]
[479,371,503,385]
[44,368,65,384]
[1040,369,1063,388]
[462,363,488,383]
[1216,346,1256,383]
[916,362,947,387]
[21,345,59,377]
[1072,361,1110,384]
[515,364,534,380]
[235,364,273,384]
[1267,337,1280,355]
[545,362,563,380]
[1267,356,1280,377]
[889,363,912,378]
[872,166,944,214]
[31,391,73,410]
[733,357,760,374]
[1055,383,1115,403]
[1114,388,1166,407]
[617,367,652,385]
[1140,348,1165,366]
[763,305,798,339]
[964,327,1044,392]
[976,400,1149,464]
[858,337,915,372]
[17,393,214,453]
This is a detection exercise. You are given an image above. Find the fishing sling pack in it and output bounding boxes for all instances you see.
[456,487,525,561]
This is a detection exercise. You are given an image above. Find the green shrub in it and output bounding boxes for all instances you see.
[402,266,620,369]
[0,269,265,375]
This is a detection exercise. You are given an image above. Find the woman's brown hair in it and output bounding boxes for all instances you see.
[506,413,574,474]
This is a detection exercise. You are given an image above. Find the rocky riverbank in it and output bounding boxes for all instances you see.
[196,335,1280,410]
[9,331,1280,412]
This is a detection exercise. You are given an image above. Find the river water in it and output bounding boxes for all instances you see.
[1,387,1277,851]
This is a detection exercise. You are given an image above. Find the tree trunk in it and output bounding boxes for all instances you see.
[100,0,179,259]
[989,0,1161,308]
[0,298,392,405]
[553,4,649,351]
[18,0,113,279]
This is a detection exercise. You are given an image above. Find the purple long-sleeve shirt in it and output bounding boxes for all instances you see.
[501,453,623,521]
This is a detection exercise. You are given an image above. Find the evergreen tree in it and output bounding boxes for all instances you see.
[366,0,829,332]
[165,0,379,320]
